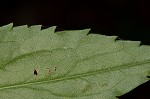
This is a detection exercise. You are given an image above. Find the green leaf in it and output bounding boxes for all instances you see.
[0,23,149,99]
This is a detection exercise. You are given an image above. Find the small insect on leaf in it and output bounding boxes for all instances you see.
[46,68,50,76]
[54,66,57,71]
[34,69,38,76]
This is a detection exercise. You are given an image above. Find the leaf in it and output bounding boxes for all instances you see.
[0,23,149,99]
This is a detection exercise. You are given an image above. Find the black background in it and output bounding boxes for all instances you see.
[0,0,150,98]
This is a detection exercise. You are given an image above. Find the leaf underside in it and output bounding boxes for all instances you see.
[0,23,149,99]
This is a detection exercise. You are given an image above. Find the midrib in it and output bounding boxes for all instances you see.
[0,59,149,90]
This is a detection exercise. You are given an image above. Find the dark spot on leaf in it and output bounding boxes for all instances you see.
[34,70,38,75]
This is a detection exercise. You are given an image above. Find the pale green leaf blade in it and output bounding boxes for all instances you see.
[0,23,149,99]
[0,23,13,42]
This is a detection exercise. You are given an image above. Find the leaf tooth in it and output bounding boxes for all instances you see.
[12,25,28,31]
[41,26,56,35]
[82,29,91,35]
[56,29,90,48]
[0,23,13,42]
[77,34,117,48]
[0,23,13,31]
[106,35,118,42]
[115,40,141,48]
[56,29,90,36]
[29,25,42,31]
